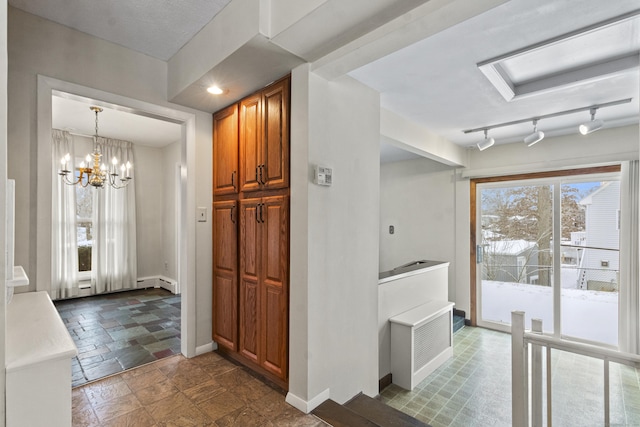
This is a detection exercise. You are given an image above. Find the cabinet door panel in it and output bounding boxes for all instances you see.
[262,283,286,378]
[239,94,262,192]
[239,279,259,362]
[239,198,261,363]
[262,196,288,284]
[239,199,260,278]
[213,104,238,196]
[212,201,238,350]
[260,195,288,379]
[212,273,236,350]
[262,78,289,190]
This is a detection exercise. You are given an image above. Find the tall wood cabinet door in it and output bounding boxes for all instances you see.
[260,195,289,380]
[212,200,238,350]
[238,198,261,363]
[212,104,238,196]
[262,78,289,191]
[239,94,262,193]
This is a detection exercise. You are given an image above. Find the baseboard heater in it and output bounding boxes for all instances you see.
[136,276,180,294]
[390,300,454,390]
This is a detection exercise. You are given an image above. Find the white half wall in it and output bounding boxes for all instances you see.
[288,65,380,411]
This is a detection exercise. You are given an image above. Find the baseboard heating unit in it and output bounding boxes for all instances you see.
[390,300,454,390]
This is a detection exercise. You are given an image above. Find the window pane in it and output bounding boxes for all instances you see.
[561,181,619,346]
[480,184,553,331]
[76,170,93,273]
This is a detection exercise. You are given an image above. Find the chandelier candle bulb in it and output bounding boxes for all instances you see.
[59,106,133,189]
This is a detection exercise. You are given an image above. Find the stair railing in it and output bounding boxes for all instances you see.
[511,311,640,427]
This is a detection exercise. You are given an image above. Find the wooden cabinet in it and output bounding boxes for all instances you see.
[239,196,289,380]
[212,200,238,350]
[239,76,289,193]
[212,75,290,388]
[213,104,239,196]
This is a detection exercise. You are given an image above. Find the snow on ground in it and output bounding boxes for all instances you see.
[481,280,618,346]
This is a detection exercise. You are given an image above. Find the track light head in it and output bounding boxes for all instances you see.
[524,119,544,146]
[579,108,604,135]
[477,130,495,151]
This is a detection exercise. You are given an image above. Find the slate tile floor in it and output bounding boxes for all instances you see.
[54,288,182,387]
[382,326,640,427]
[72,352,328,426]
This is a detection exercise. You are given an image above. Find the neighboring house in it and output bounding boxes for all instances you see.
[483,239,539,284]
[578,182,621,291]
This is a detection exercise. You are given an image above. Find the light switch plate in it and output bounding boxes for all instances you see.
[197,207,207,222]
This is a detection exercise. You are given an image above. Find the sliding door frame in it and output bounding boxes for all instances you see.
[469,165,621,327]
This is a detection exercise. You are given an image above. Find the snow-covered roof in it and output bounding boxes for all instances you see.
[487,240,536,255]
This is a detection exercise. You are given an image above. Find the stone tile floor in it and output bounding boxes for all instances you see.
[72,352,328,426]
[54,288,182,387]
[382,326,640,427]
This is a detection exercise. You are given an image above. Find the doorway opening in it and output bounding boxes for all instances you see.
[36,76,198,385]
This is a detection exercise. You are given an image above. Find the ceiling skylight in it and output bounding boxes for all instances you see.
[478,10,640,101]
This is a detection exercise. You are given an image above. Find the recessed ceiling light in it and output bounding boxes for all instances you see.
[207,85,224,95]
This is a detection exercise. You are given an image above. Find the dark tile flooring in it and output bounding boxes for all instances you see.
[54,288,181,387]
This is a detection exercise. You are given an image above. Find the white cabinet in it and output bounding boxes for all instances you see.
[6,291,78,427]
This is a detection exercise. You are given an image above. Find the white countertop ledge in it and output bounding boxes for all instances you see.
[378,261,449,285]
[6,291,78,372]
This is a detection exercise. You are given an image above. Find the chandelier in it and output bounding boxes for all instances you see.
[59,106,133,189]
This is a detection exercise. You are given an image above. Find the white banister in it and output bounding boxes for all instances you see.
[511,311,528,427]
[531,318,543,427]
[511,310,640,427]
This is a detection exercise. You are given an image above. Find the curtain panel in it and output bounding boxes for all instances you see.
[51,129,79,299]
[91,137,137,294]
[620,160,639,354]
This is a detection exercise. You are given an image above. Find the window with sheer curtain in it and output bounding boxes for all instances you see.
[52,130,137,298]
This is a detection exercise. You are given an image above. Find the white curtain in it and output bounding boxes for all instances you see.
[619,160,639,354]
[51,130,79,299]
[91,137,137,294]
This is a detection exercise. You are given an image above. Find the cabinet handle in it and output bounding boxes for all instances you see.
[231,171,236,190]
[259,203,264,223]
[259,165,265,185]
[230,205,235,224]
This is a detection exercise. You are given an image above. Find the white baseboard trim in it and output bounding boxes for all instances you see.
[195,342,216,356]
[285,388,330,414]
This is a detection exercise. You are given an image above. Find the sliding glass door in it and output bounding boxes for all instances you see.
[476,172,621,346]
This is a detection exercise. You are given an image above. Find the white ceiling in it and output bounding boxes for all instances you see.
[10,0,640,159]
[9,0,232,61]
[52,95,182,148]
[349,1,640,150]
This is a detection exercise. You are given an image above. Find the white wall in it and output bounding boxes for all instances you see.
[133,144,164,278]
[162,141,180,281]
[288,66,380,409]
[8,7,212,350]
[379,158,456,290]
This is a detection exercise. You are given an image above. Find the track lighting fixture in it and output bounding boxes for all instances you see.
[523,119,544,146]
[462,97,630,150]
[578,108,604,135]
[477,130,495,151]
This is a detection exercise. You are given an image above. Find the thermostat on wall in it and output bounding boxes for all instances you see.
[314,166,333,186]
